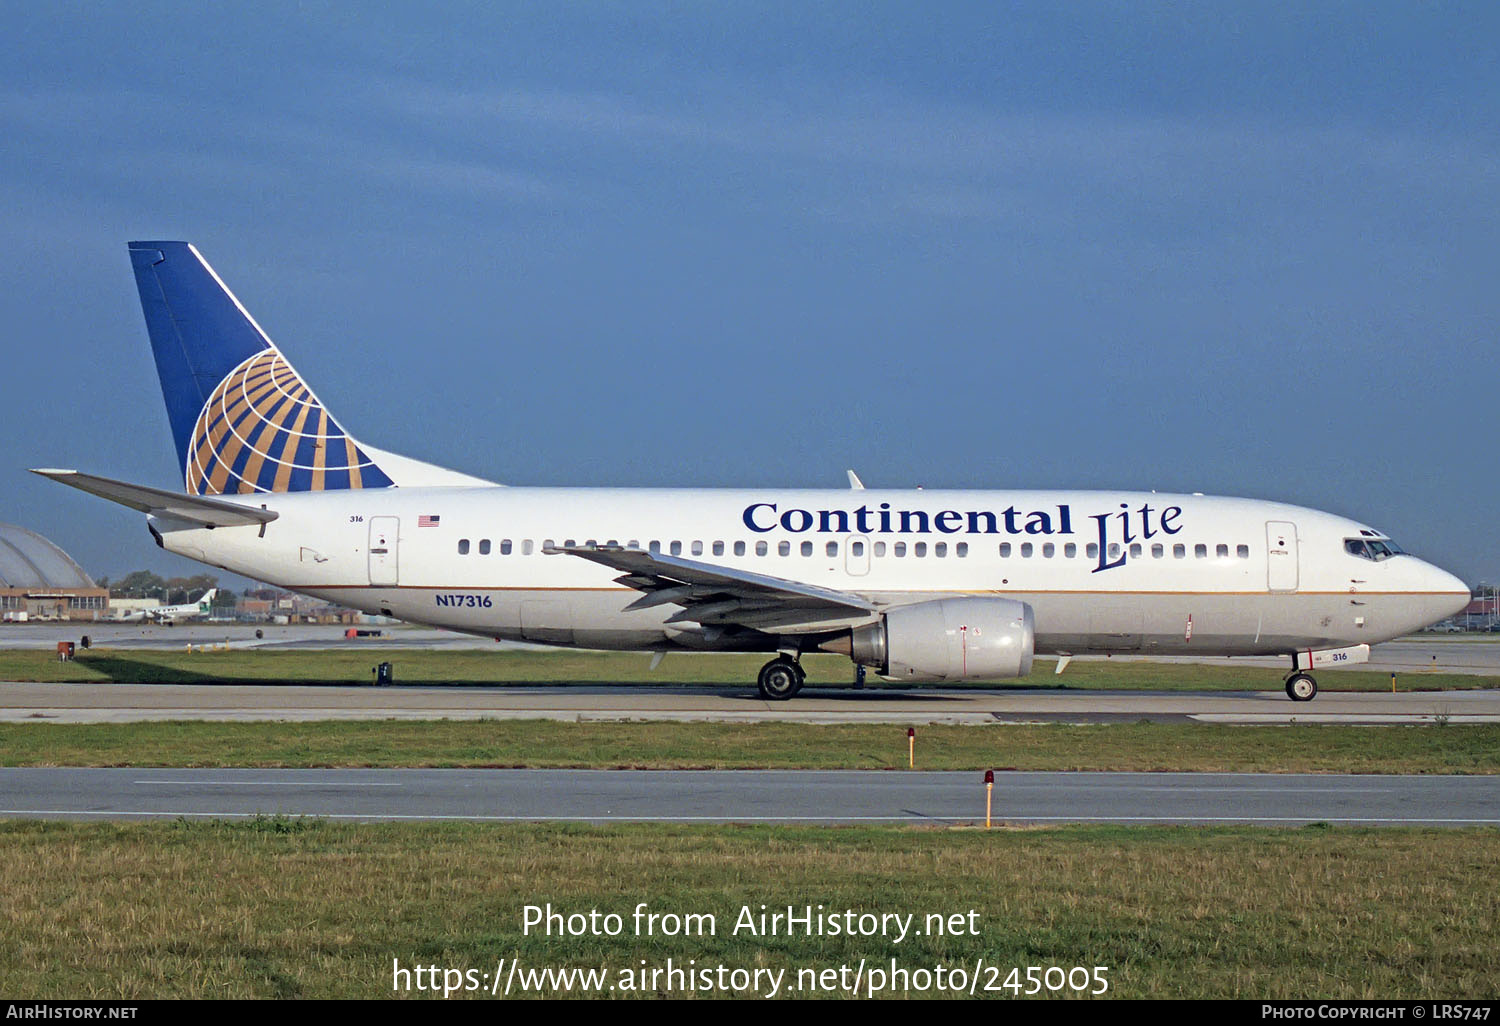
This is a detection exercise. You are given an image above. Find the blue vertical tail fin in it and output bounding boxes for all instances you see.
[128,241,397,495]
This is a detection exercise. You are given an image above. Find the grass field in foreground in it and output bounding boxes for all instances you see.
[3,720,1497,773]
[2,820,1495,999]
[2,647,1496,691]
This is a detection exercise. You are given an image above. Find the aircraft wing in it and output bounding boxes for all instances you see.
[548,544,880,634]
[31,469,279,529]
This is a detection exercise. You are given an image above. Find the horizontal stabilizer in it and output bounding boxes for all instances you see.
[31,469,279,529]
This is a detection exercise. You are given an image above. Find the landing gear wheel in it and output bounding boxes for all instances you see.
[1286,673,1317,702]
[757,658,804,701]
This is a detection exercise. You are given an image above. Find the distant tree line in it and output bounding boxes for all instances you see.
[95,571,236,608]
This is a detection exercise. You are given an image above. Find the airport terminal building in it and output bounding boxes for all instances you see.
[0,523,109,621]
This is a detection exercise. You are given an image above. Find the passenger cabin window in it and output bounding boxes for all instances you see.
[852,540,865,557]
[522,540,534,555]
[1195,544,1208,558]
[478,539,491,555]
[1000,543,1012,557]
[826,542,838,557]
[934,542,947,557]
[691,541,703,556]
[734,541,746,556]
[1021,542,1033,558]
[755,541,768,556]
[1173,544,1185,558]
[956,542,968,557]
[457,539,470,555]
[1216,544,1229,558]
[1064,543,1076,558]
[914,542,927,557]
[874,541,887,557]
[802,541,814,556]
[894,542,907,557]
[778,541,791,556]
[1236,544,1250,559]
[670,541,682,555]
[712,541,724,556]
[501,540,513,555]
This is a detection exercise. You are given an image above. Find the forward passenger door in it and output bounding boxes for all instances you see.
[1266,521,1299,593]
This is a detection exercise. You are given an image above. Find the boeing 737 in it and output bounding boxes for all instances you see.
[36,242,1470,700]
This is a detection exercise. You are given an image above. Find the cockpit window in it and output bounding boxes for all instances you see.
[1346,537,1405,561]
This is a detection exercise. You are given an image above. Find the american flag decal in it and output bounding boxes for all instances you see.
[418,515,440,528]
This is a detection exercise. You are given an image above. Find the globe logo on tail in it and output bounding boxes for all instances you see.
[185,350,393,495]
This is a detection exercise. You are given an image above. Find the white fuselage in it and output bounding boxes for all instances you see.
[150,486,1469,658]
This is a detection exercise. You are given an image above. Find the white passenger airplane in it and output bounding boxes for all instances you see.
[36,242,1470,700]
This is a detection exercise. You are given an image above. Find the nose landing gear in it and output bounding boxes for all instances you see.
[1285,672,1318,702]
[757,656,805,700]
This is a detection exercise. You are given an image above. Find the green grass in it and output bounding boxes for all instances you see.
[1,820,1495,999]
[3,720,1497,773]
[3,647,1496,691]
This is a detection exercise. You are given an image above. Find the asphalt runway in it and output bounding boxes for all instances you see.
[3,767,1495,825]
[4,680,1500,725]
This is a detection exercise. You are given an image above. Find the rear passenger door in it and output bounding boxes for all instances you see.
[369,517,400,586]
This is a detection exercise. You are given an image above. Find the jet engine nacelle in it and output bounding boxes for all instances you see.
[843,597,1035,682]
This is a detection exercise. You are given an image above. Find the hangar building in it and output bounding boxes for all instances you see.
[0,523,109,621]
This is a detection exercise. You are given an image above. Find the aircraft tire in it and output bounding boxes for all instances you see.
[1286,673,1317,702]
[758,658,804,701]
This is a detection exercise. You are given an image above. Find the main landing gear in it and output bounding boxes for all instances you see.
[757,656,805,700]
[1285,671,1318,702]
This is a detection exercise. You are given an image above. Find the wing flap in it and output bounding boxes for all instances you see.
[548,544,878,633]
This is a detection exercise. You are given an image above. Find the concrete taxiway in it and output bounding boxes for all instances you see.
[2,623,1499,674]
[4,681,1500,725]
[2,768,1495,825]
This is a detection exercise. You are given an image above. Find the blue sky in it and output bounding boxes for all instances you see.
[1,2,1496,585]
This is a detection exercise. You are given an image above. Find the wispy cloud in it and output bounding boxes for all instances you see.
[0,86,569,210]
[350,75,1500,236]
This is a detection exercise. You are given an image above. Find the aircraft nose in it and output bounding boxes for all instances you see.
[1424,562,1471,619]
